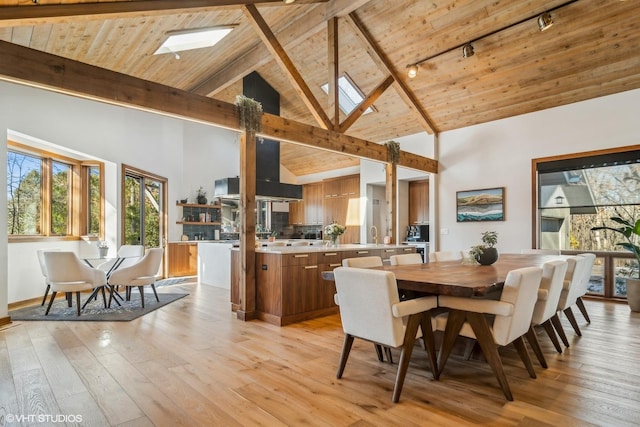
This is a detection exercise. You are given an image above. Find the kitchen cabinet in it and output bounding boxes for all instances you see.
[304,183,323,225]
[288,200,304,225]
[167,242,197,277]
[322,175,360,244]
[409,180,429,225]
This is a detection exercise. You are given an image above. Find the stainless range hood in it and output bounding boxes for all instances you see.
[214,177,302,202]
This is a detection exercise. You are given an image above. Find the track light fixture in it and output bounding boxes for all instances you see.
[537,12,554,31]
[462,43,475,58]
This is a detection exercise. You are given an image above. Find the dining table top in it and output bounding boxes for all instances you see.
[322,253,569,298]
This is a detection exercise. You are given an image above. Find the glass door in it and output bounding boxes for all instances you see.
[122,165,167,274]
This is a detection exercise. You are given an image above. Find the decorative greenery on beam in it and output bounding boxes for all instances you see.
[234,95,263,134]
[385,140,400,164]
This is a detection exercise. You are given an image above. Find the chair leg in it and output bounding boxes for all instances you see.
[100,286,107,308]
[139,286,145,308]
[41,284,50,306]
[337,334,355,378]
[576,297,591,323]
[374,344,384,362]
[524,326,547,369]
[76,292,82,316]
[550,313,570,347]
[463,339,477,361]
[541,319,563,353]
[563,307,582,336]
[466,311,513,401]
[151,283,159,302]
[512,336,537,379]
[420,313,439,380]
[66,292,73,307]
[45,291,57,315]
[392,313,422,403]
[384,347,394,364]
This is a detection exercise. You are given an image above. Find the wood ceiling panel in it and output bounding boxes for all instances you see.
[1,0,638,176]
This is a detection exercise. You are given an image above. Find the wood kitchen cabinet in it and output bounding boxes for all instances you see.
[167,242,197,277]
[303,183,323,225]
[322,174,360,244]
[288,200,304,225]
[409,180,429,225]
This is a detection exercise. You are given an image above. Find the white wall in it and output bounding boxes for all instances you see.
[435,88,640,256]
[0,81,239,306]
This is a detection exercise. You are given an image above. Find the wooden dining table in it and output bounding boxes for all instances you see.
[322,252,569,400]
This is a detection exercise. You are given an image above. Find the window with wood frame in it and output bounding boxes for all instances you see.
[6,141,104,241]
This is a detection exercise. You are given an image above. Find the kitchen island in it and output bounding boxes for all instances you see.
[231,243,416,326]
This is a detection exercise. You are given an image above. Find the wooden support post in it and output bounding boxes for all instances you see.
[238,132,257,320]
[385,162,397,244]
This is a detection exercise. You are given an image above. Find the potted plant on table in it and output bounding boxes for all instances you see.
[592,216,640,312]
[469,231,499,265]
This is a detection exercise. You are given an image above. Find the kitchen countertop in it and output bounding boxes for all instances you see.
[231,243,412,253]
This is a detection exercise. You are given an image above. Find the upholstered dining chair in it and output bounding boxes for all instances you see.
[389,253,423,265]
[435,266,543,401]
[342,256,383,268]
[107,248,163,308]
[43,251,108,316]
[428,251,463,263]
[524,259,569,367]
[341,255,388,361]
[333,267,439,402]
[574,253,597,327]
[37,248,60,306]
[553,253,596,343]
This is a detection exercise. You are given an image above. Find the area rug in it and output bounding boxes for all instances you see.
[9,292,188,322]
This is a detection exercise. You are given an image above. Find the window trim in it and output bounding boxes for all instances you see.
[7,140,105,242]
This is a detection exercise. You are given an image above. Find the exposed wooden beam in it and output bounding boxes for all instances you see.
[0,40,437,174]
[328,17,340,129]
[238,132,257,321]
[0,0,328,27]
[243,4,332,130]
[345,11,439,135]
[385,163,397,244]
[191,0,370,96]
[339,75,393,133]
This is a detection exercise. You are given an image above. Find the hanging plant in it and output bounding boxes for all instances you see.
[234,95,263,134]
[385,140,400,164]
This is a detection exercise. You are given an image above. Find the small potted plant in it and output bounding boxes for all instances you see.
[97,241,109,258]
[196,187,207,205]
[592,215,640,311]
[469,231,499,265]
[268,230,277,242]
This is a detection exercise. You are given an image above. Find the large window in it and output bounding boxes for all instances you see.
[6,141,104,240]
[535,146,640,299]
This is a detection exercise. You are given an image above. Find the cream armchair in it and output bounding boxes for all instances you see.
[333,267,439,402]
[428,251,463,263]
[436,266,543,401]
[108,248,163,308]
[342,256,383,268]
[43,251,108,316]
[389,253,423,265]
[36,248,60,306]
[525,260,569,367]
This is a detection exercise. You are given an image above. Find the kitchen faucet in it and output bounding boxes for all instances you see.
[370,225,378,245]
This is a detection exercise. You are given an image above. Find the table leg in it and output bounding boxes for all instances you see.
[437,309,467,377]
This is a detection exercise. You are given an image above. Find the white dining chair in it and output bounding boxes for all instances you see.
[524,259,569,367]
[574,253,597,326]
[435,266,543,401]
[108,248,163,308]
[43,251,108,316]
[389,253,423,265]
[342,256,383,268]
[428,251,463,263]
[333,267,439,402]
[36,248,60,306]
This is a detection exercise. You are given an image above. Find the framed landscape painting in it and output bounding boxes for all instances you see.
[456,187,505,222]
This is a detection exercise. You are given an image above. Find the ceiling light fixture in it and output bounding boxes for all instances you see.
[462,43,475,58]
[537,12,554,31]
[407,64,419,79]
[403,0,578,78]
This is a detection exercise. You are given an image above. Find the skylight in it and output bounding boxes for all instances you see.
[321,75,375,115]
[154,26,234,56]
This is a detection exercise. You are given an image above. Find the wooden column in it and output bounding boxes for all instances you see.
[238,132,257,320]
[385,162,397,244]
[327,16,339,130]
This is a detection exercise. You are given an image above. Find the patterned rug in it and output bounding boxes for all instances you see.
[9,292,188,322]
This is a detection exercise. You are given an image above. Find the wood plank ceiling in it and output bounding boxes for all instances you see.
[1,0,639,177]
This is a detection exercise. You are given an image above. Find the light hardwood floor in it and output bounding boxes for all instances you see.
[1,282,639,427]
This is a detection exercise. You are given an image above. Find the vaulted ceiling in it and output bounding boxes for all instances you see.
[1,0,639,177]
